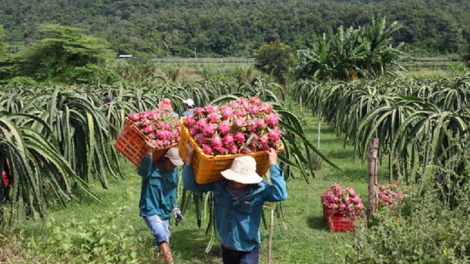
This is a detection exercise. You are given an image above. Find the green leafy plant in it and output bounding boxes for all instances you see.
[294,17,404,81]
[4,24,114,84]
[254,40,295,84]
[335,160,470,263]
[29,206,143,263]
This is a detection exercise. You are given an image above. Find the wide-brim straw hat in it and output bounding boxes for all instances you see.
[221,156,262,184]
[158,98,173,111]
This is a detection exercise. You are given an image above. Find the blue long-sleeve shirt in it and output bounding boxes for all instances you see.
[182,164,288,251]
[137,156,179,220]
[181,109,194,117]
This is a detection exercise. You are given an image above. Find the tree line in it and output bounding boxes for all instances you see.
[0,0,469,57]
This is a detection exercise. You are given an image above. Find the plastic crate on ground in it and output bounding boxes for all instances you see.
[179,118,284,184]
[323,205,361,232]
[114,118,177,167]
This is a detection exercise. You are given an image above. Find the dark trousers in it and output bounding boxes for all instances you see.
[221,244,260,264]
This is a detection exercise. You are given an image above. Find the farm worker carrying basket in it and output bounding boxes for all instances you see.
[182,142,288,264]
[137,142,185,263]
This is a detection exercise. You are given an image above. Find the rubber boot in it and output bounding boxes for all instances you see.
[158,242,174,264]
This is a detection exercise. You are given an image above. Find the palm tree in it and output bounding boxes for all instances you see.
[294,16,404,81]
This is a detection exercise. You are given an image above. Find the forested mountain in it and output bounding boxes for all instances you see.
[0,0,469,57]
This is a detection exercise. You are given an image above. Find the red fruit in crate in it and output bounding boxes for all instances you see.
[219,121,231,134]
[211,134,223,148]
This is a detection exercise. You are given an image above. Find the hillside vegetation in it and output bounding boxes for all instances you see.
[0,0,469,57]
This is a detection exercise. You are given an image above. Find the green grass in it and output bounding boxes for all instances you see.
[5,109,392,264]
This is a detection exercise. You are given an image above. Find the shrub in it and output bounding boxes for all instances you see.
[334,165,470,263]
[26,206,145,263]
[254,40,295,84]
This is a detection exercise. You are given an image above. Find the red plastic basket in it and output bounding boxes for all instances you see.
[114,118,177,167]
[323,205,361,232]
[178,118,284,184]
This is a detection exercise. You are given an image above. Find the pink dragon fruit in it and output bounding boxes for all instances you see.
[245,118,256,132]
[203,123,217,136]
[207,113,221,123]
[233,132,246,145]
[255,119,265,130]
[250,96,261,105]
[241,147,251,154]
[139,111,148,119]
[227,101,239,109]
[233,108,246,117]
[329,196,339,203]
[347,203,355,212]
[259,103,272,114]
[214,146,228,155]
[148,111,159,121]
[221,108,234,120]
[267,129,282,141]
[184,116,196,127]
[228,144,238,154]
[129,113,139,122]
[248,105,260,115]
[140,119,151,127]
[143,125,155,134]
[196,118,208,130]
[202,145,213,155]
[351,196,362,204]
[218,121,231,134]
[204,105,218,114]
[189,127,198,136]
[211,134,223,148]
[265,113,279,128]
[156,130,166,140]
[223,134,235,147]
[233,118,245,128]
[194,133,209,145]
[194,107,204,117]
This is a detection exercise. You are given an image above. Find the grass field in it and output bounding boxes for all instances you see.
[6,104,394,264]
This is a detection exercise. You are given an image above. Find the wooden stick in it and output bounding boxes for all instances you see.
[366,138,379,227]
[268,208,274,264]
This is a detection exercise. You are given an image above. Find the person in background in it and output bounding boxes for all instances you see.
[138,142,185,263]
[181,98,195,117]
[102,94,113,105]
[159,98,179,118]
[1,159,11,205]
[182,143,288,264]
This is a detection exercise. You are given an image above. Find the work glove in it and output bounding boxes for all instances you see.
[173,207,184,222]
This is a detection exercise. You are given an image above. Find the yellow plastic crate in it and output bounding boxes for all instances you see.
[179,118,284,184]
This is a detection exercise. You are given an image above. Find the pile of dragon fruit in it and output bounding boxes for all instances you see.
[127,109,181,148]
[183,97,282,156]
[378,183,404,209]
[321,184,365,213]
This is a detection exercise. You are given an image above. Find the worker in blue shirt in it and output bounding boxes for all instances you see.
[182,143,288,264]
[181,98,195,117]
[138,142,185,263]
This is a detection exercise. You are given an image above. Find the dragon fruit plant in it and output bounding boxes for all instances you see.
[127,109,181,148]
[321,184,365,213]
[378,183,404,209]
[183,96,282,155]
